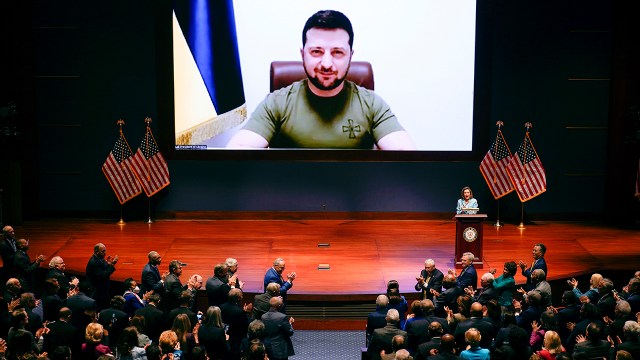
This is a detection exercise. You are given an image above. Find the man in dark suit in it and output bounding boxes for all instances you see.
[221,288,252,360]
[518,243,547,291]
[514,291,544,333]
[565,302,599,354]
[42,278,63,322]
[0,226,17,281]
[466,272,497,305]
[415,259,444,301]
[261,296,294,360]
[618,320,640,360]
[13,238,46,292]
[572,322,610,359]
[453,302,495,353]
[163,260,185,314]
[134,293,166,344]
[381,335,408,360]
[85,243,118,310]
[263,257,296,312]
[367,309,407,360]
[43,307,79,356]
[21,292,43,336]
[140,251,166,296]
[595,278,616,321]
[206,263,233,308]
[449,252,477,290]
[554,291,581,341]
[415,321,444,360]
[426,334,460,359]
[254,282,280,321]
[168,290,198,328]
[97,295,130,350]
[433,275,463,318]
[3,278,22,303]
[45,256,76,300]
[64,280,97,332]
[367,295,390,347]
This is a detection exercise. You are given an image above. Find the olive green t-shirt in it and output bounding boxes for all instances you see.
[242,79,405,149]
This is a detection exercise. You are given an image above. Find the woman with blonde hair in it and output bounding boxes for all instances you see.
[568,273,603,303]
[198,306,228,360]
[80,323,113,360]
[171,314,195,359]
[535,331,565,360]
[158,330,181,360]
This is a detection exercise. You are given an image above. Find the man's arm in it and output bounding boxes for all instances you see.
[376,131,416,150]
[226,130,269,148]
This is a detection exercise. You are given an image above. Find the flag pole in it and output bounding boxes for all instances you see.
[117,119,127,225]
[146,197,153,224]
[517,202,526,229]
[118,204,126,225]
[145,117,153,224]
[494,198,502,228]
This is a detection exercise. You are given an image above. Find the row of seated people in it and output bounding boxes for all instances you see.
[365,266,640,360]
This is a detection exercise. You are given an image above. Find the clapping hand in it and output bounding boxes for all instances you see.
[575,334,587,344]
[287,272,297,282]
[531,320,540,332]
[430,288,440,297]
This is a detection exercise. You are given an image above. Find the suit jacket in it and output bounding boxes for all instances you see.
[263,268,293,299]
[405,317,430,352]
[163,273,184,313]
[221,301,250,356]
[13,250,39,291]
[140,263,164,295]
[618,339,640,360]
[168,306,198,330]
[253,292,274,321]
[522,257,547,291]
[367,324,407,360]
[0,238,17,278]
[206,275,231,308]
[135,304,166,344]
[453,317,495,353]
[42,293,63,322]
[261,308,295,359]
[474,285,498,305]
[415,269,444,300]
[595,292,616,320]
[43,319,79,355]
[64,292,98,333]
[572,339,610,359]
[434,286,463,318]
[427,350,461,359]
[85,254,115,310]
[456,265,477,289]
[45,268,71,300]
[415,337,442,360]
[98,308,130,347]
[198,323,229,360]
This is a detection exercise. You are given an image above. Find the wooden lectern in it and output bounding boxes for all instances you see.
[455,214,487,268]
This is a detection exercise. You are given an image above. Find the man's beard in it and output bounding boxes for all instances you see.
[304,62,350,91]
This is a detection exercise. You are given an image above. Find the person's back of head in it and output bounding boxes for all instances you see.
[616,350,634,360]
[464,328,481,347]
[420,299,435,316]
[246,339,268,360]
[428,321,443,337]
[110,295,125,310]
[586,321,603,343]
[179,290,192,306]
[375,294,389,309]
[622,320,640,341]
[394,349,411,360]
[410,300,422,317]
[51,346,71,360]
[386,309,400,325]
[247,320,265,340]
[442,274,457,289]
[469,302,483,317]
[191,345,207,360]
[508,326,529,351]
[78,280,92,295]
[147,293,161,306]
[145,344,162,360]
[440,334,455,352]
[269,296,283,310]
[526,291,542,307]
[391,334,406,352]
[562,290,578,305]
[158,330,178,355]
[266,282,280,296]
[228,288,243,303]
[580,302,597,320]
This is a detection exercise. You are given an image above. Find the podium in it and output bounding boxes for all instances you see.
[454,214,487,268]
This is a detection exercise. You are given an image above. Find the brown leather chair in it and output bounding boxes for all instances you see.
[270,61,374,92]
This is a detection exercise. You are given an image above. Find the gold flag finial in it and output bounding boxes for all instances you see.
[144,117,152,126]
[496,121,504,129]
[524,122,532,132]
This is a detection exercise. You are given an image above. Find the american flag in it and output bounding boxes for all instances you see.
[102,133,142,204]
[507,132,546,202]
[131,127,170,197]
[480,130,515,199]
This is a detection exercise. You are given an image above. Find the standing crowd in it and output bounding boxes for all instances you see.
[0,225,298,360]
[366,245,640,360]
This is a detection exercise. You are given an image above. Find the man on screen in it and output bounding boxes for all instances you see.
[227,10,416,150]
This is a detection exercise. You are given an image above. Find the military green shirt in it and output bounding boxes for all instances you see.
[242,79,405,149]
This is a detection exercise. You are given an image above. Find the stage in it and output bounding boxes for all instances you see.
[13,218,639,298]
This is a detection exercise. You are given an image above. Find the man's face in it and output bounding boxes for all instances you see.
[228,264,238,274]
[481,278,490,287]
[55,259,66,271]
[424,263,435,274]
[532,246,543,260]
[150,254,162,266]
[193,276,203,290]
[301,28,352,94]
[274,261,286,275]
[96,245,107,259]
[174,265,183,277]
[17,239,29,251]
[461,255,473,268]
[4,227,14,239]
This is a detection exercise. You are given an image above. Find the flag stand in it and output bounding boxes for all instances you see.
[117,204,126,225]
[146,197,153,224]
[517,203,526,229]
[494,199,503,228]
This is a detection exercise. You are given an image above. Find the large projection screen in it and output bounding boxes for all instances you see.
[158,0,490,161]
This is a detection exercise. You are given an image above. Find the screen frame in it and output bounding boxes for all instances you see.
[154,0,492,162]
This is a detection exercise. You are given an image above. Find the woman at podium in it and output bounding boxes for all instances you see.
[456,186,479,214]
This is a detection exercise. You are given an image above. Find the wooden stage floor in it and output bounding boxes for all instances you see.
[13,218,640,299]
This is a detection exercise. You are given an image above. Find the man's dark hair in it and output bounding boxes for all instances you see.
[587,321,603,342]
[247,339,267,360]
[562,290,578,305]
[302,10,354,48]
[145,344,162,360]
[78,280,92,294]
[391,334,406,351]
[428,321,444,337]
[51,346,71,360]
[110,295,125,309]
[124,278,135,290]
